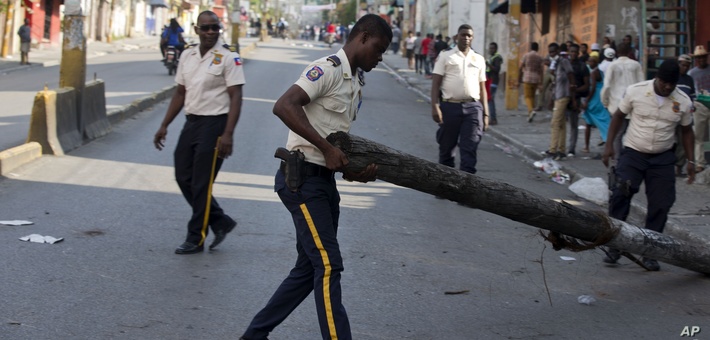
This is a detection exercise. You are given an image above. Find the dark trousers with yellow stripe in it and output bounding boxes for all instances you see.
[243,169,351,340]
[174,114,233,246]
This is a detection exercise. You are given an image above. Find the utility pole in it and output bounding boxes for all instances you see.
[402,0,409,56]
[504,0,520,110]
[59,0,87,133]
[1,0,15,58]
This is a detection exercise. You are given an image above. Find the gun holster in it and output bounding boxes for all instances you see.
[274,147,306,192]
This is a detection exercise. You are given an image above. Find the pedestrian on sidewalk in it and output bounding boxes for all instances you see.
[581,55,610,153]
[239,14,390,340]
[17,19,31,65]
[519,42,544,122]
[537,42,559,112]
[675,54,696,176]
[486,42,503,125]
[153,11,245,255]
[600,42,645,160]
[689,45,710,173]
[602,60,695,271]
[421,33,432,75]
[413,32,424,74]
[545,42,575,160]
[431,24,488,174]
[405,31,416,69]
[390,24,402,55]
[566,43,590,158]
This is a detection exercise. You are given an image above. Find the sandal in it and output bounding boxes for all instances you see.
[581,148,590,153]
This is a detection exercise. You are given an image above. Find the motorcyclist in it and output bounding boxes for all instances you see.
[160,18,186,61]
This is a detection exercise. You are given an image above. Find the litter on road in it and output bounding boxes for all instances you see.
[19,234,63,244]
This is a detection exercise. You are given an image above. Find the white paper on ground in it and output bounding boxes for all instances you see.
[19,234,64,244]
[0,220,34,226]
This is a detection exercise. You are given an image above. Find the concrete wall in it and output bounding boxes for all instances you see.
[596,0,642,46]
[449,0,487,54]
[417,0,449,37]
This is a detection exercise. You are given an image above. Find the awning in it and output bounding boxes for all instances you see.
[489,0,537,14]
[149,0,168,7]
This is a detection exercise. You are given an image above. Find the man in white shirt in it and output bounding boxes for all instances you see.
[431,24,488,174]
[600,42,645,159]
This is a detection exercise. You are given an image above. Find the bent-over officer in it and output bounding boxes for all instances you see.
[240,14,391,340]
[431,24,489,174]
[601,60,695,271]
[153,10,245,255]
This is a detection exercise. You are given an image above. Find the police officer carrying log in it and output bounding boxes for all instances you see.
[431,24,489,175]
[153,11,245,254]
[602,60,695,271]
[239,14,391,340]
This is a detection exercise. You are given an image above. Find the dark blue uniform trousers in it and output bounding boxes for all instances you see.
[243,169,351,340]
[174,114,233,246]
[436,101,483,174]
[608,147,676,233]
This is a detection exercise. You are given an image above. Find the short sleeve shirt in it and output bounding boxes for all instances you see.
[618,80,693,154]
[554,58,574,100]
[176,43,246,116]
[433,49,487,101]
[286,49,363,166]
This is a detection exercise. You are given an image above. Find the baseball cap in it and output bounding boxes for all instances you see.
[678,54,692,62]
[604,48,616,59]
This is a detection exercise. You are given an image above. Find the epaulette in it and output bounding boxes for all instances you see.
[327,55,341,67]
[186,43,198,49]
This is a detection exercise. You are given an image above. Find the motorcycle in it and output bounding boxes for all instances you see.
[164,45,179,75]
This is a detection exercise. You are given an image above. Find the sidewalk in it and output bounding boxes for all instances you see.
[380,51,710,245]
[0,34,260,75]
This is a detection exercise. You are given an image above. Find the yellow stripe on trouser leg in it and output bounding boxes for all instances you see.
[199,137,220,246]
[300,203,338,340]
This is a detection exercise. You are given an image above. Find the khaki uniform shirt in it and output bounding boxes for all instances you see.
[176,42,246,116]
[286,49,363,166]
[619,80,693,154]
[433,48,486,101]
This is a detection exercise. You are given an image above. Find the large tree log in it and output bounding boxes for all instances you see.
[327,132,710,275]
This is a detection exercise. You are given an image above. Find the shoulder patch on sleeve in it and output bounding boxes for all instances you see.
[306,66,324,81]
[327,55,341,67]
[234,56,242,65]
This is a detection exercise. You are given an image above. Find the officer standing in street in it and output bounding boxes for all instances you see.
[431,24,489,175]
[239,14,391,340]
[153,11,245,255]
[601,60,695,271]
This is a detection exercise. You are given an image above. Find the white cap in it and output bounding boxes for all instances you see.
[591,43,600,51]
[604,48,616,59]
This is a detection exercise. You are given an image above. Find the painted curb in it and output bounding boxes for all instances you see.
[0,142,42,176]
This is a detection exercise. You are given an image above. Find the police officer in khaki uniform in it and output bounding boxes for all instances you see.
[240,14,391,340]
[602,60,695,271]
[153,11,245,255]
[431,24,489,175]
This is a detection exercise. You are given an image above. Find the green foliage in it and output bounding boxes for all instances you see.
[334,0,357,24]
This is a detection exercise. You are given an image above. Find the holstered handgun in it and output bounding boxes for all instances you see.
[607,164,616,192]
[274,147,306,192]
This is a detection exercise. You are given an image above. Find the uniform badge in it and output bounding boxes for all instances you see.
[234,57,242,66]
[672,101,680,113]
[306,66,324,81]
[213,53,223,65]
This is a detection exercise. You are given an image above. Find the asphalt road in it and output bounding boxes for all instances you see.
[1,40,708,339]
[0,47,175,152]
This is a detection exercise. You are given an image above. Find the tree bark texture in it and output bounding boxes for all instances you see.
[327,132,710,275]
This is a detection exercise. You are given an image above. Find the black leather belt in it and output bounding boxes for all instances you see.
[442,98,477,103]
[279,161,334,179]
[185,114,227,122]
